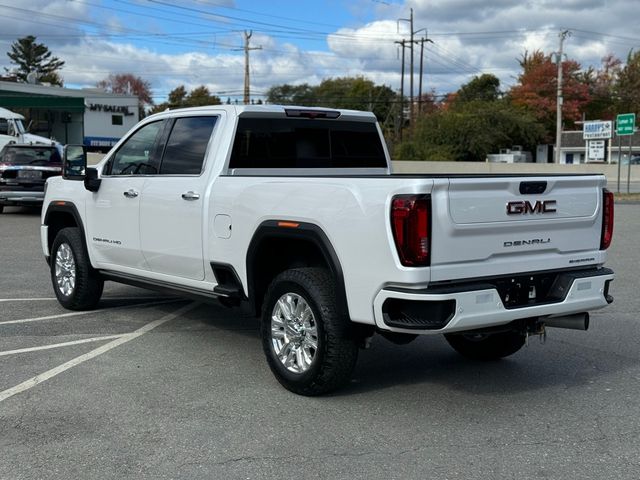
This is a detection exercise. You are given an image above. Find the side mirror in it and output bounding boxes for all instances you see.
[63,145,101,192]
[84,167,101,192]
[63,144,87,180]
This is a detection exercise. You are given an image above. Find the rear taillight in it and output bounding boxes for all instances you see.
[391,195,430,266]
[600,188,614,250]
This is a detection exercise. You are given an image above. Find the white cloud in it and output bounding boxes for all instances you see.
[0,0,639,103]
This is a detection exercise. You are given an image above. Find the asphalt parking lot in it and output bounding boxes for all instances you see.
[1,205,639,479]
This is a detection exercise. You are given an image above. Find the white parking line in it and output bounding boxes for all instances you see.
[0,299,183,325]
[0,302,198,403]
[0,298,58,302]
[0,335,125,357]
[0,296,177,303]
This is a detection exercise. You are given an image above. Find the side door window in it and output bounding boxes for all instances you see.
[159,116,217,175]
[107,120,165,175]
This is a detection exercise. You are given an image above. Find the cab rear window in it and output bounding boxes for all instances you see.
[229,118,386,169]
[0,146,61,166]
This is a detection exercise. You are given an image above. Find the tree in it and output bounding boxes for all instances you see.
[396,75,544,162]
[455,74,501,104]
[397,100,544,162]
[314,77,396,122]
[168,85,187,107]
[509,50,590,141]
[266,83,315,105]
[266,77,397,123]
[149,85,221,114]
[580,54,621,121]
[184,86,221,107]
[5,35,65,86]
[97,73,153,118]
[615,50,640,115]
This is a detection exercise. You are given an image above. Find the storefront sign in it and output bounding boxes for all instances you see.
[587,140,605,160]
[84,136,120,147]
[583,120,612,140]
[88,104,135,116]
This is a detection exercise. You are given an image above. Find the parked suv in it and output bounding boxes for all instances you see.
[0,144,62,212]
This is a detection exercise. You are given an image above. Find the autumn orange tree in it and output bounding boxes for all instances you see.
[97,73,153,118]
[509,50,590,141]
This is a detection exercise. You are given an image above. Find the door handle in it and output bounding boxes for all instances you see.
[181,191,200,201]
[123,189,139,198]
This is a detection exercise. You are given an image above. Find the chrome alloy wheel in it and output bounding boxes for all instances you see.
[54,243,76,297]
[270,293,319,374]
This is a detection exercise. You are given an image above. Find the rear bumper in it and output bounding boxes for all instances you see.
[0,190,45,206]
[373,268,614,335]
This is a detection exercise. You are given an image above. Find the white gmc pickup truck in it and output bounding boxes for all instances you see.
[41,105,615,395]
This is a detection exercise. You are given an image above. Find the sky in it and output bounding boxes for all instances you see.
[0,0,639,104]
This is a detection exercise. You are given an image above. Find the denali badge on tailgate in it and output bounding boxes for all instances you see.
[506,200,557,215]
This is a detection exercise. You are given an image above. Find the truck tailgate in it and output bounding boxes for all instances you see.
[429,175,607,282]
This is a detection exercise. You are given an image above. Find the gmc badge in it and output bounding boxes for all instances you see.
[506,200,557,215]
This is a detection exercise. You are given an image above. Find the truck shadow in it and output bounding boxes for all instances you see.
[154,303,637,397]
[337,334,639,397]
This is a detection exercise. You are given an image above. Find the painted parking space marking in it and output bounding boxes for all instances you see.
[0,302,198,403]
[0,298,59,302]
[0,299,182,325]
[0,295,176,303]
[0,335,125,357]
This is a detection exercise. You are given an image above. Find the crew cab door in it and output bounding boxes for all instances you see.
[139,115,218,280]
[85,120,165,270]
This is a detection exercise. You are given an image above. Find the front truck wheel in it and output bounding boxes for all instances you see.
[261,268,359,396]
[50,227,104,310]
[444,330,525,361]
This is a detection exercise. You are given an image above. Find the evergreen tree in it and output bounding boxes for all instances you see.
[6,35,65,86]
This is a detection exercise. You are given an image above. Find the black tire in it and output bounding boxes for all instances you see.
[50,227,104,310]
[445,330,525,361]
[0,205,4,214]
[261,268,358,396]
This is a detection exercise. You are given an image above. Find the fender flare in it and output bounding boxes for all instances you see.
[43,201,86,262]
[246,220,349,318]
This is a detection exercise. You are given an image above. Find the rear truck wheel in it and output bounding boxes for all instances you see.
[444,330,525,361]
[50,227,104,310]
[261,268,359,396]
[0,205,4,214]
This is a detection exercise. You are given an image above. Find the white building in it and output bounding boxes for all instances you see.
[0,80,139,150]
[560,130,640,164]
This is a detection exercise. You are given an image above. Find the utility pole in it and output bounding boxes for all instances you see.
[398,9,415,130]
[394,39,406,141]
[238,30,262,105]
[418,36,424,114]
[417,35,433,115]
[409,8,414,126]
[555,30,571,163]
